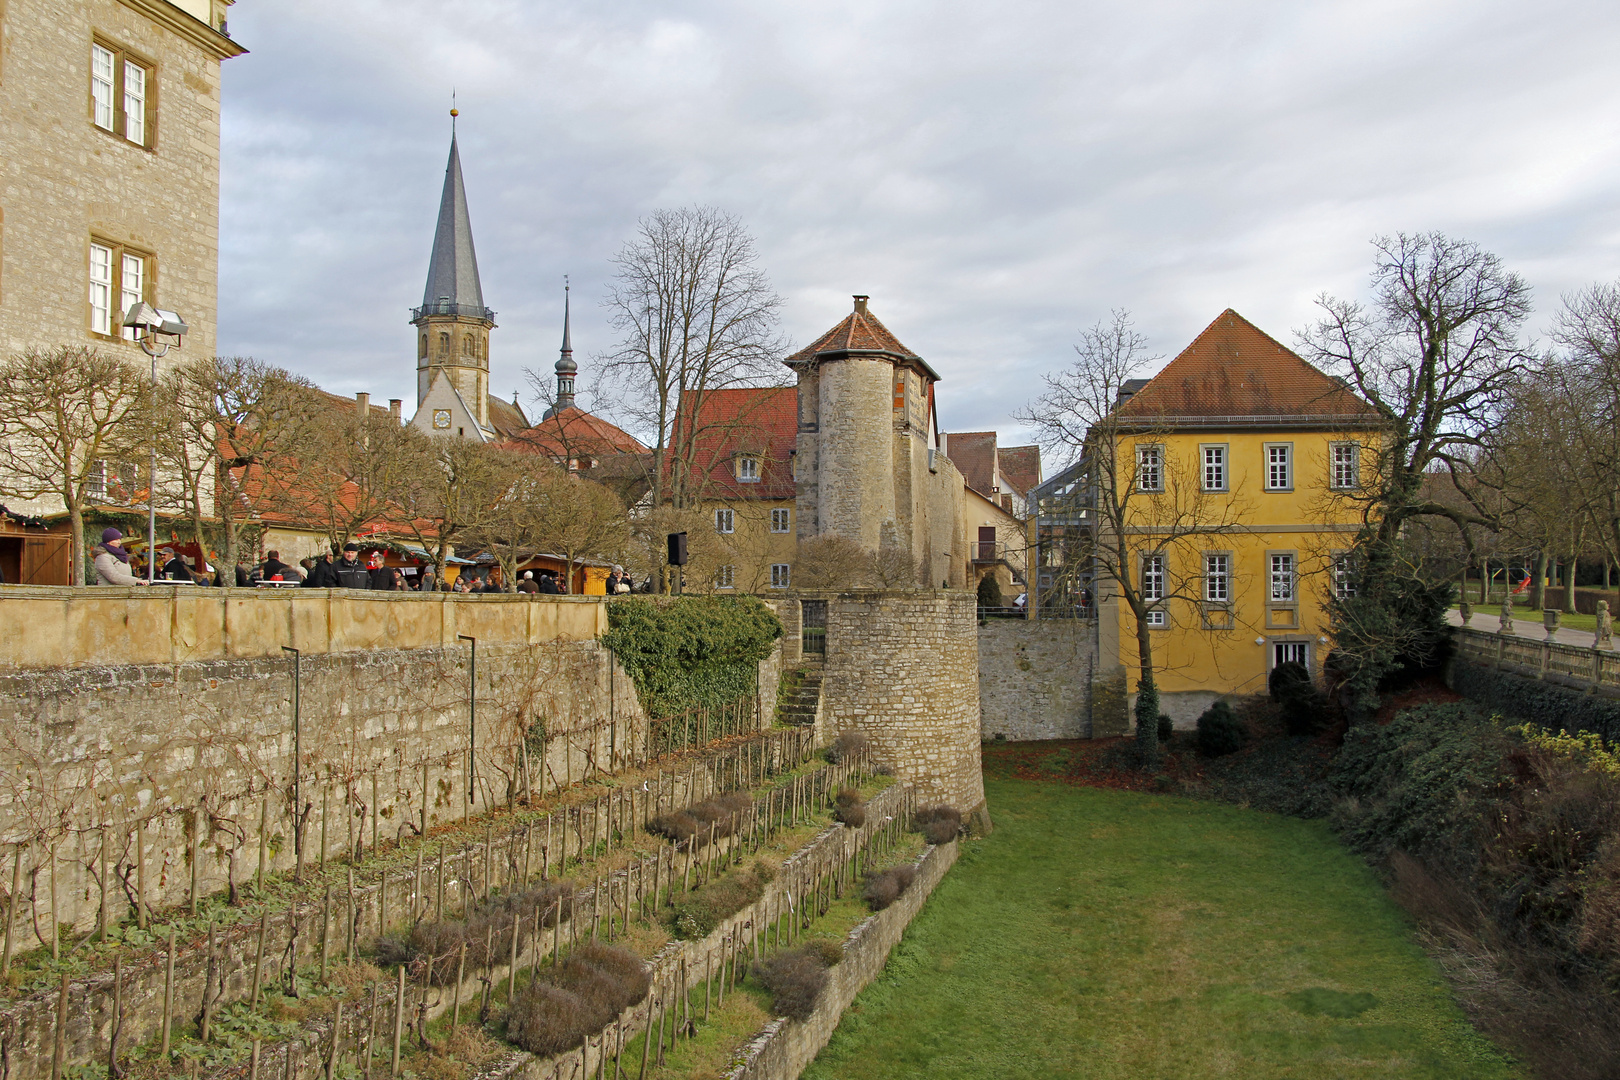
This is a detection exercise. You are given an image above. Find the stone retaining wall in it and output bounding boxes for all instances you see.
[977,619,1094,740]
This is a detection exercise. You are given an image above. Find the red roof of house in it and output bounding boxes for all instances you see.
[508,406,647,460]
[1119,309,1380,424]
[998,444,1041,497]
[673,386,799,500]
[944,431,998,498]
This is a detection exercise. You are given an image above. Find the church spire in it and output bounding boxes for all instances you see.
[418,134,488,316]
[545,280,578,420]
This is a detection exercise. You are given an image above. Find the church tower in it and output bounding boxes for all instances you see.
[411,130,495,430]
[543,283,577,420]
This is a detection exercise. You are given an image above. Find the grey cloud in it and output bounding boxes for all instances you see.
[218,0,1620,448]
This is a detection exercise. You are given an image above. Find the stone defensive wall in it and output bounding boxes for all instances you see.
[800,590,987,825]
[976,618,1096,741]
[0,588,668,934]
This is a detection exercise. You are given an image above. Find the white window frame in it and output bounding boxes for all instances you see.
[1136,444,1163,492]
[1145,609,1167,626]
[714,508,734,534]
[1204,553,1229,602]
[715,565,735,589]
[770,507,790,533]
[770,563,790,589]
[737,457,760,483]
[1200,444,1227,492]
[1330,442,1360,490]
[1333,552,1357,599]
[90,40,153,148]
[89,239,151,339]
[1273,641,1310,670]
[1264,443,1293,492]
[1141,552,1165,602]
[87,459,108,501]
[1269,553,1296,603]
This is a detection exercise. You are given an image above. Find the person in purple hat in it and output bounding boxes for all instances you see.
[93,528,146,586]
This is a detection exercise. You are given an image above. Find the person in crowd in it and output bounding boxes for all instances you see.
[333,543,371,589]
[419,567,437,594]
[365,551,392,590]
[302,551,338,588]
[162,550,196,583]
[261,549,295,582]
[388,568,408,591]
[94,528,146,586]
[517,570,539,594]
[605,567,623,594]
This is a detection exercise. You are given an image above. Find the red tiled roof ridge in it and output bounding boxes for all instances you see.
[1119,307,1379,420]
[785,307,920,364]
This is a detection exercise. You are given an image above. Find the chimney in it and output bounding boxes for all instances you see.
[356,392,370,417]
[389,399,402,422]
[853,295,869,316]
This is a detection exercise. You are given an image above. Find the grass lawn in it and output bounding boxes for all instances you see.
[803,778,1520,1080]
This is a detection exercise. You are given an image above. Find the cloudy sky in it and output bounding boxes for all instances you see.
[218,0,1620,458]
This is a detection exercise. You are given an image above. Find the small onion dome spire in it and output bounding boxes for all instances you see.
[545,280,577,419]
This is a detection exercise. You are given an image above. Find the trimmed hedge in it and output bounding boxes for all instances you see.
[1451,658,1620,742]
[601,596,783,719]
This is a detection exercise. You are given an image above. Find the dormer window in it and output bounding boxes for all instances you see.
[737,457,760,483]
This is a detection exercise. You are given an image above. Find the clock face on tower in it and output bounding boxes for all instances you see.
[432,409,452,430]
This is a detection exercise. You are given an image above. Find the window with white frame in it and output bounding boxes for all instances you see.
[1146,609,1167,626]
[1141,553,1165,602]
[770,563,790,589]
[1204,553,1229,602]
[1202,445,1226,491]
[1333,553,1357,599]
[1274,641,1309,669]
[714,508,734,534]
[1136,445,1163,492]
[737,457,760,483]
[89,240,151,338]
[1269,553,1296,602]
[770,507,790,533]
[86,460,108,501]
[1265,444,1292,490]
[715,565,735,589]
[1330,442,1360,490]
[91,41,152,148]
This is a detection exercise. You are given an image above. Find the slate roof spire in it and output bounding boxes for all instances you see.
[416,133,490,318]
[544,280,578,420]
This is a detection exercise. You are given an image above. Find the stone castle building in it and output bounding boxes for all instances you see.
[0,0,246,582]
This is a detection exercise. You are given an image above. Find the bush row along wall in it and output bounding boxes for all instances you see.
[0,586,607,670]
[2,728,819,1080]
[1447,656,1620,742]
[504,781,922,1080]
[601,596,785,720]
[976,619,1094,741]
[812,591,987,819]
[725,837,958,1080]
[256,775,914,1080]
[0,639,649,936]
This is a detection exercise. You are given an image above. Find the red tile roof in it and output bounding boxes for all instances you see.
[508,406,647,460]
[1119,309,1380,424]
[784,299,941,381]
[997,445,1042,498]
[673,386,799,500]
[944,431,998,498]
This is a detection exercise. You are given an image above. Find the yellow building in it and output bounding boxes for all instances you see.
[1096,309,1381,726]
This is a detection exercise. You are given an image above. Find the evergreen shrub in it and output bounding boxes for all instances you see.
[1451,659,1620,743]
[601,596,782,719]
[976,574,1002,608]
[1195,700,1247,757]
[667,859,775,939]
[1156,713,1174,743]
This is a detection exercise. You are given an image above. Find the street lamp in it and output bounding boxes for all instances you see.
[121,304,188,583]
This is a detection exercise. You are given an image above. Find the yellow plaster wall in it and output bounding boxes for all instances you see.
[1112,429,1366,700]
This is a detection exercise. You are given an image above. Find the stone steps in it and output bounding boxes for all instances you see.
[779,662,825,725]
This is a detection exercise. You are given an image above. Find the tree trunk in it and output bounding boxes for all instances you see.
[1566,551,1579,614]
[1132,606,1160,770]
[1531,550,1548,610]
[67,499,86,586]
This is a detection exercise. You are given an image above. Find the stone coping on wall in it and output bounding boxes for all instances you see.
[724,836,958,1080]
[0,587,607,670]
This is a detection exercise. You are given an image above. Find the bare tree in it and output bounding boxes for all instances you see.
[600,206,788,513]
[1297,232,1532,712]
[528,466,632,593]
[792,534,873,590]
[387,437,522,584]
[0,347,150,584]
[155,356,320,578]
[1018,312,1250,764]
[280,403,420,552]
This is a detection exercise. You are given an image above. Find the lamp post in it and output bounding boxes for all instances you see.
[120,304,187,582]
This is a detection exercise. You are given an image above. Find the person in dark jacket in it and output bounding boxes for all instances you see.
[517,571,539,594]
[366,551,393,590]
[162,552,196,582]
[261,550,296,582]
[303,553,339,588]
[537,571,561,595]
[333,543,371,589]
